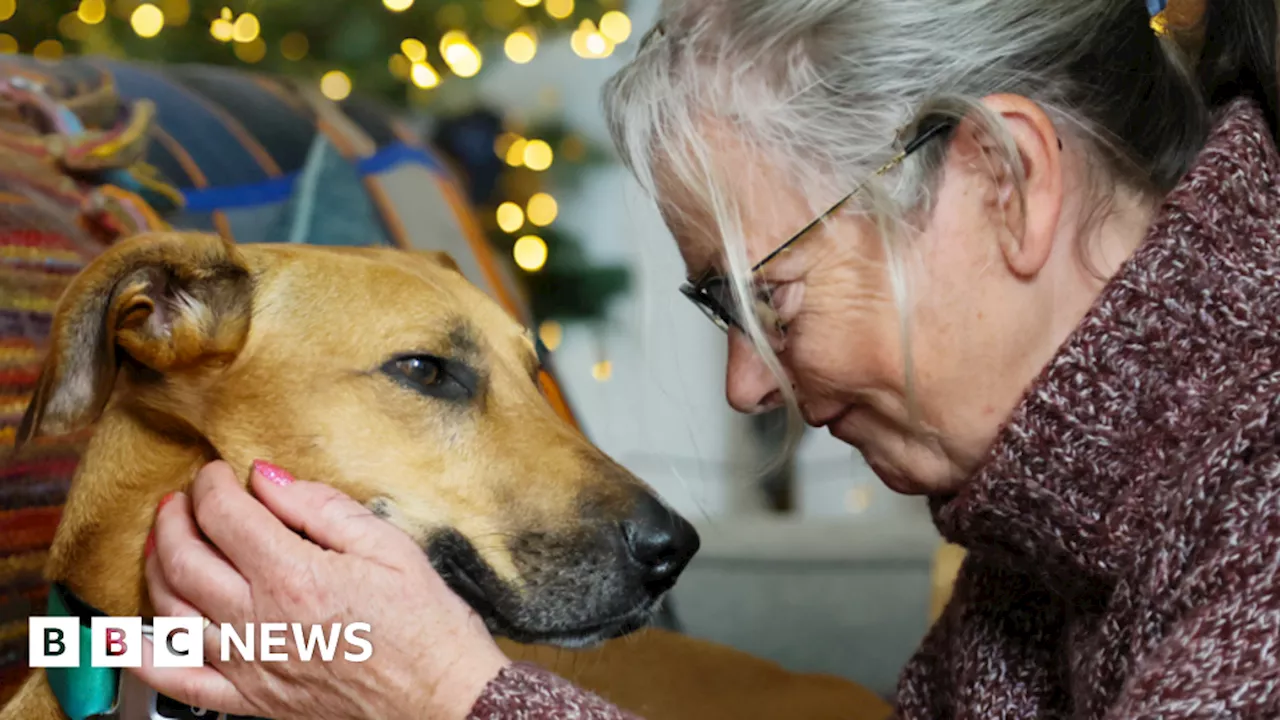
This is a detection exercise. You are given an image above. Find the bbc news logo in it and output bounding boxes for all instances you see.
[29,617,373,668]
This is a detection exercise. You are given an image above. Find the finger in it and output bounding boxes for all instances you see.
[130,635,257,718]
[251,469,415,560]
[144,550,202,619]
[153,491,253,621]
[188,460,313,580]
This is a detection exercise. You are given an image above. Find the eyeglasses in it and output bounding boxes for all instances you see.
[679,118,955,342]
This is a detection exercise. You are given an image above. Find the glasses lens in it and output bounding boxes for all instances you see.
[682,279,737,332]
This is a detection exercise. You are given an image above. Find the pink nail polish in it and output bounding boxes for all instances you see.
[253,459,295,487]
[157,492,177,515]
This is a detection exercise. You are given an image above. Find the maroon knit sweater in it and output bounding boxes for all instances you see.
[468,97,1280,718]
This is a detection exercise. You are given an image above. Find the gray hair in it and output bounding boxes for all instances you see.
[603,0,1279,451]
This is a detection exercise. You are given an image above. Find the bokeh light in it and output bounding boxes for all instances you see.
[231,12,259,43]
[130,3,165,38]
[538,320,563,351]
[504,29,536,64]
[496,202,525,233]
[599,11,631,43]
[319,70,352,101]
[32,40,64,61]
[513,235,548,272]
[410,61,439,88]
[526,193,558,226]
[522,140,553,171]
[77,0,107,25]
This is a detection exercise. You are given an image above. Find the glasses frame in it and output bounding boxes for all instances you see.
[679,118,956,337]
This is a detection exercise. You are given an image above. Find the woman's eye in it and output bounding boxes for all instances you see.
[762,283,804,323]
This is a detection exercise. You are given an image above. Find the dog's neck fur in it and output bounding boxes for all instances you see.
[47,407,211,619]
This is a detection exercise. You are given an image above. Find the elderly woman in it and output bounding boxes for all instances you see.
[135,0,1280,717]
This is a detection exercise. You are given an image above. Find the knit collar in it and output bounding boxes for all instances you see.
[930,98,1280,597]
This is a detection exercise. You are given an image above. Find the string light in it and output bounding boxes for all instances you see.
[526,193,558,226]
[445,44,481,77]
[220,7,231,21]
[210,17,233,41]
[410,61,439,88]
[513,235,548,272]
[522,139,553,171]
[33,40,64,60]
[0,34,16,54]
[494,132,522,160]
[400,38,427,63]
[591,361,613,382]
[571,20,611,59]
[319,70,352,101]
[0,0,14,23]
[383,0,413,11]
[130,4,165,38]
[388,54,411,80]
[280,31,308,60]
[234,37,266,63]
[515,0,541,6]
[504,137,528,166]
[496,202,525,233]
[78,0,107,25]
[231,12,260,43]
[545,0,573,20]
[599,11,631,43]
[504,29,537,64]
[538,321,563,351]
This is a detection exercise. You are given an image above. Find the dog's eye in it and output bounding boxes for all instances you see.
[395,356,440,386]
[382,354,476,402]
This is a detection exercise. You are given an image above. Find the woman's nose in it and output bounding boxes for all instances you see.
[725,331,785,414]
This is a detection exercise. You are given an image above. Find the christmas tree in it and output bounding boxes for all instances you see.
[0,0,632,325]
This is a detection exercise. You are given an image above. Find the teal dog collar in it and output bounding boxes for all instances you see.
[45,583,121,720]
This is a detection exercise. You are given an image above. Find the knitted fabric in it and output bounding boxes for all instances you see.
[469,663,640,720]
[462,97,1280,719]
[0,64,169,704]
[896,97,1280,718]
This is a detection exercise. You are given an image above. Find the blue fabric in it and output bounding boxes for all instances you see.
[356,143,444,175]
[180,175,297,211]
[45,586,118,720]
[179,142,442,210]
[100,60,272,189]
[1147,0,1166,15]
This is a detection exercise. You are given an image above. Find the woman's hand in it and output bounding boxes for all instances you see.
[129,460,511,720]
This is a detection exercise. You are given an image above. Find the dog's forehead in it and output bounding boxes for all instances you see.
[242,245,530,356]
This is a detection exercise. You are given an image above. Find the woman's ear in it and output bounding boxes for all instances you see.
[976,94,1065,279]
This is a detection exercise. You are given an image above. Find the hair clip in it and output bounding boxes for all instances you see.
[1151,0,1207,38]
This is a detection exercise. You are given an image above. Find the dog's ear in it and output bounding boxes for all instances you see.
[421,251,462,274]
[17,232,252,445]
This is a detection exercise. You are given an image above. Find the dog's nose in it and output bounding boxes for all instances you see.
[621,493,700,592]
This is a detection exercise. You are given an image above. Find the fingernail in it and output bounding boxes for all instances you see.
[253,459,295,487]
[202,617,212,630]
[144,529,155,558]
[157,492,177,515]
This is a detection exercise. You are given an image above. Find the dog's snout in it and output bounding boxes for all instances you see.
[621,493,700,592]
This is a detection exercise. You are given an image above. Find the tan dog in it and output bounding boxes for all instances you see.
[1,232,889,720]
